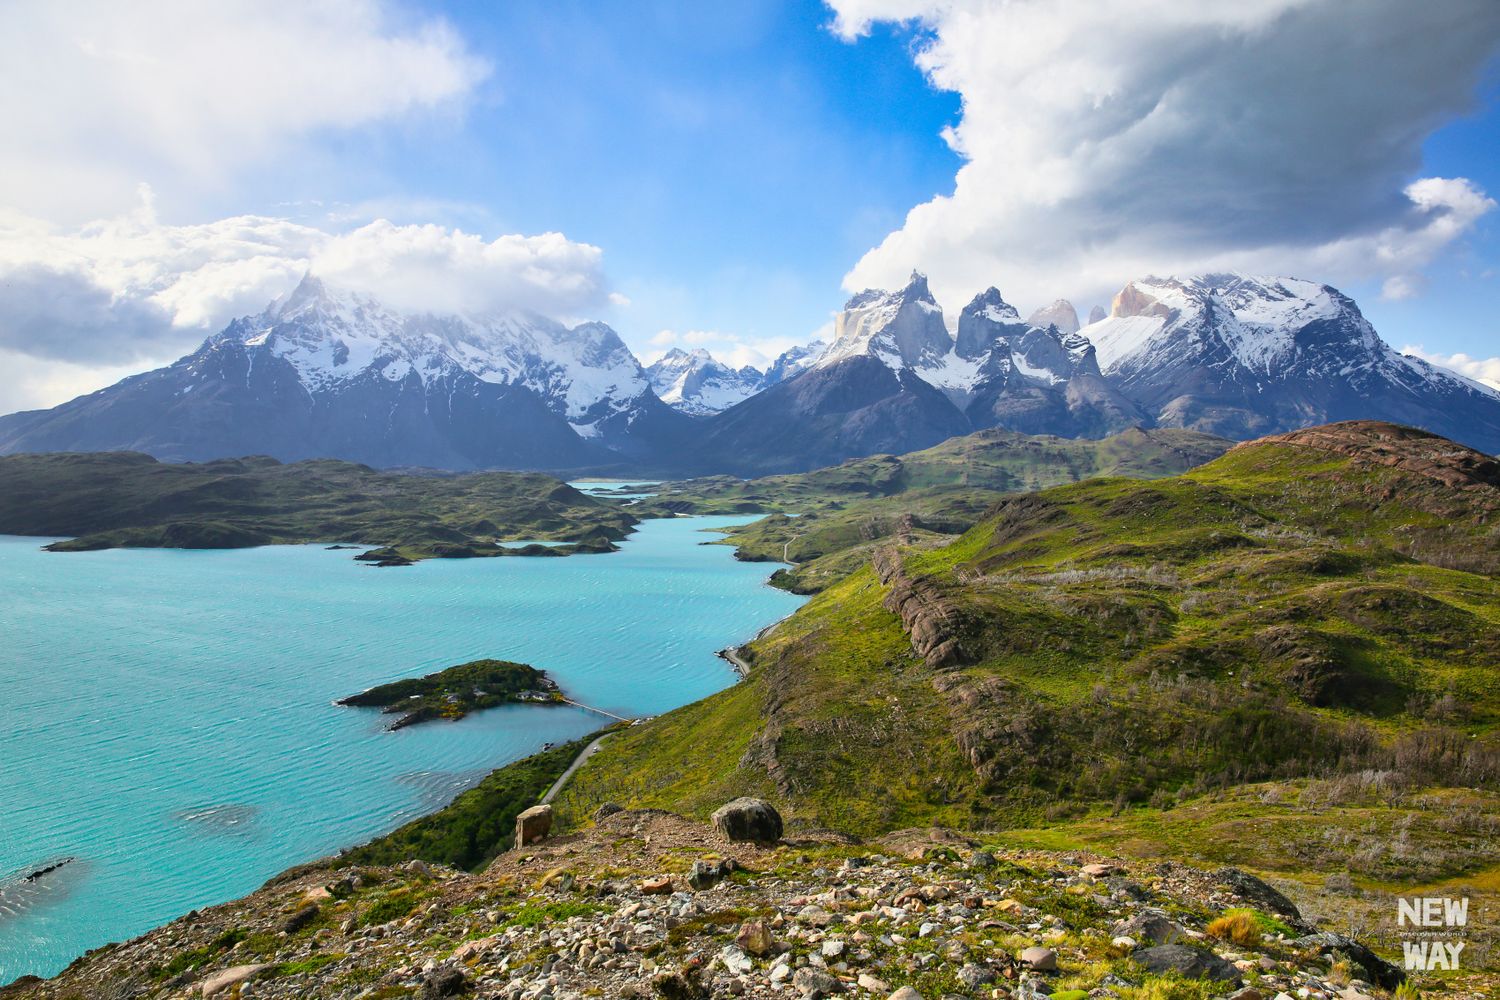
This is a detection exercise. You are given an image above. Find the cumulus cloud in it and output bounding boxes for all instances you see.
[1402,345,1500,390]
[0,192,613,399]
[828,0,1500,312]
[0,0,489,220]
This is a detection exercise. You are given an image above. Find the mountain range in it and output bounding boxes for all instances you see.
[2,270,1497,473]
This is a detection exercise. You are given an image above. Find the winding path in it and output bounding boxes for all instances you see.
[541,732,614,804]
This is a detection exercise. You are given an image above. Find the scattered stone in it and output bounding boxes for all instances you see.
[887,989,923,1000]
[515,804,553,849]
[1019,946,1057,971]
[958,963,996,987]
[1226,988,1265,1000]
[710,798,784,844]
[640,875,674,895]
[1132,944,1241,983]
[856,973,890,992]
[719,945,753,976]
[1080,862,1119,878]
[199,964,272,998]
[593,802,624,822]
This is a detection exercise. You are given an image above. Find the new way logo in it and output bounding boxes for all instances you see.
[1397,897,1468,971]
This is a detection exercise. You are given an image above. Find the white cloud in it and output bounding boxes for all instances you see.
[0,193,612,411]
[0,0,489,221]
[828,0,1500,314]
[1402,345,1500,390]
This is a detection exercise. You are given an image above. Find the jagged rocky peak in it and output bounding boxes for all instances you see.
[824,270,952,369]
[762,340,826,386]
[1088,304,1107,325]
[955,287,1025,361]
[1025,298,1081,335]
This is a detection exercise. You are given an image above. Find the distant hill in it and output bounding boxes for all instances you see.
[0,451,635,561]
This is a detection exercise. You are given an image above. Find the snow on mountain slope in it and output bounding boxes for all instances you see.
[0,274,696,469]
[245,276,656,436]
[646,348,764,416]
[820,271,953,370]
[1080,272,1500,450]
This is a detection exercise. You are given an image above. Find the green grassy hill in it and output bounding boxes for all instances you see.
[0,451,636,560]
[646,426,1231,593]
[553,422,1500,913]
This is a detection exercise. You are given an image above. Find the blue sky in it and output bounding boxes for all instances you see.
[245,1,965,356]
[1,0,1498,411]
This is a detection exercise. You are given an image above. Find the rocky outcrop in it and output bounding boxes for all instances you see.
[871,546,973,668]
[710,798,783,844]
[1248,420,1500,490]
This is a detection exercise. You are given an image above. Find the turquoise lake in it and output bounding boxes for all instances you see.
[0,515,803,980]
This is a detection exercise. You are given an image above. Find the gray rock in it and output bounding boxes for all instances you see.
[1214,867,1306,930]
[792,966,841,997]
[958,963,996,987]
[688,858,731,890]
[1291,932,1405,990]
[593,802,624,822]
[888,989,923,1000]
[1132,944,1240,983]
[1019,946,1057,971]
[1112,910,1189,945]
[710,797,783,844]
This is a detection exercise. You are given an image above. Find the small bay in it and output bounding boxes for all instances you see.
[0,514,802,980]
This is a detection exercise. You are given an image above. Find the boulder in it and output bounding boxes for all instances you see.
[1214,867,1307,930]
[711,797,783,844]
[688,858,732,890]
[1132,944,1241,983]
[514,804,552,849]
[1020,946,1057,971]
[792,967,841,997]
[1112,909,1189,945]
[1291,932,1404,990]
[736,918,774,956]
[888,990,923,1000]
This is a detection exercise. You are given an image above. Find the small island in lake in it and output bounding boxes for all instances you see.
[337,659,563,731]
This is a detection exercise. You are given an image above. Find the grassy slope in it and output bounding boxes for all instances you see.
[555,426,1500,900]
[0,451,636,559]
[645,427,1230,594]
[337,736,603,872]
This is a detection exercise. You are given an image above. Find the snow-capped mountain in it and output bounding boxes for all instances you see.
[761,340,827,387]
[645,348,765,416]
[809,272,1141,436]
[698,273,1142,472]
[1082,273,1500,449]
[0,276,693,469]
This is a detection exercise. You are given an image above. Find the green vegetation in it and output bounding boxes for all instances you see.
[0,451,635,561]
[339,736,603,871]
[337,659,561,730]
[638,427,1229,593]
[554,424,1500,897]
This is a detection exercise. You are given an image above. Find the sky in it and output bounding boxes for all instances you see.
[1,0,1498,414]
